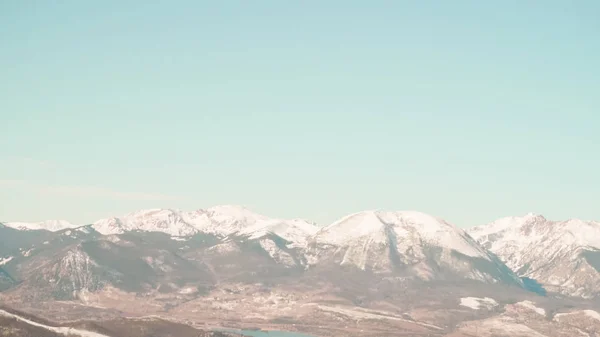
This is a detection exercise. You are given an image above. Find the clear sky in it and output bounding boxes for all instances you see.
[1,1,599,227]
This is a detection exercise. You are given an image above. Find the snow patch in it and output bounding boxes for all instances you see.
[237,218,318,246]
[178,287,197,295]
[515,301,546,316]
[584,310,600,321]
[0,309,110,337]
[259,239,295,266]
[207,241,240,255]
[316,305,443,329]
[460,297,498,310]
[0,256,13,265]
[458,316,547,337]
[558,310,600,323]
[77,226,92,234]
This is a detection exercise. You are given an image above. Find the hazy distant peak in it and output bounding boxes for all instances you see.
[3,219,78,232]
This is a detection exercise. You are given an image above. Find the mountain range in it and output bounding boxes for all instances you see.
[468,213,600,299]
[1,206,600,337]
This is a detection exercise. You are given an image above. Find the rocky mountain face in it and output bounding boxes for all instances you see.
[468,213,600,299]
[307,210,521,286]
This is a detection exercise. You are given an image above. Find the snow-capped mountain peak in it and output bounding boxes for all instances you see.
[92,208,199,236]
[202,205,270,235]
[308,210,520,285]
[317,210,385,243]
[206,204,260,217]
[90,205,310,240]
[2,219,79,232]
[468,214,600,256]
[122,208,180,218]
[237,218,319,246]
[468,213,546,239]
[468,214,600,298]
[317,210,488,259]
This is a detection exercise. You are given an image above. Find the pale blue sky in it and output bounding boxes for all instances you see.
[1,1,599,227]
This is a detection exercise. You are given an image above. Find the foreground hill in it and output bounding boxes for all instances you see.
[0,307,237,337]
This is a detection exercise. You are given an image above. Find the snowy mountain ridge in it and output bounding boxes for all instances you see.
[316,210,489,259]
[6,208,600,298]
[2,219,79,232]
[90,205,320,239]
[468,213,600,298]
[307,210,522,285]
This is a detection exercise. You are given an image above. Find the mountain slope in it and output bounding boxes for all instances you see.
[11,232,217,300]
[307,210,522,285]
[468,214,600,298]
[235,218,319,246]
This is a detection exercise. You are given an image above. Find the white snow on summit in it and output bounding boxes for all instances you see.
[469,214,600,298]
[92,208,199,236]
[307,210,521,285]
[91,205,317,243]
[3,220,79,232]
[3,205,317,244]
[201,205,271,236]
[317,210,490,259]
[237,218,319,246]
[469,214,600,258]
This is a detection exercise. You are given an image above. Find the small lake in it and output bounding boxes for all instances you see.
[218,328,315,337]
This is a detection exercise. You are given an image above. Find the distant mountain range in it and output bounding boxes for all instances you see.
[2,206,600,336]
[2,207,599,299]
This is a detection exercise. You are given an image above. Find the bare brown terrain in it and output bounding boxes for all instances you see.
[0,306,238,337]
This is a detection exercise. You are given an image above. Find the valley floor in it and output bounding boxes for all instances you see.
[3,282,600,337]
